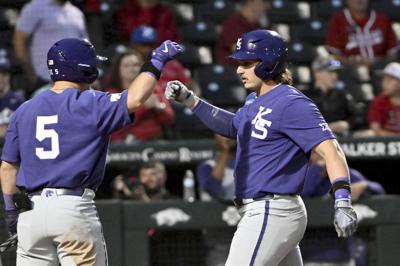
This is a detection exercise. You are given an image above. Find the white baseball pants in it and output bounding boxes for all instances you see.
[225,195,307,266]
[16,188,108,266]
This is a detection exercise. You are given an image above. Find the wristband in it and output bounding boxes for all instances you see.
[331,177,351,200]
[140,61,161,80]
[3,194,16,211]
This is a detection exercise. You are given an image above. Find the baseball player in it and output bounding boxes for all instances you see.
[0,38,181,265]
[165,30,358,266]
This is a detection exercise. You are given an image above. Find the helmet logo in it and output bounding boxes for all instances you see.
[235,38,242,50]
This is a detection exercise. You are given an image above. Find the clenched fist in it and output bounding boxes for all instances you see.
[165,80,197,108]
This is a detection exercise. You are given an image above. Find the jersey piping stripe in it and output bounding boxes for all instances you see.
[249,200,270,266]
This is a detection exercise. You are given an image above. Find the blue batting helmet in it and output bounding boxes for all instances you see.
[229,30,288,81]
[47,38,107,84]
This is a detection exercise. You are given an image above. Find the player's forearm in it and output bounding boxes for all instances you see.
[0,161,19,195]
[211,153,229,181]
[126,72,157,113]
[314,139,350,183]
[13,30,30,64]
[192,100,237,138]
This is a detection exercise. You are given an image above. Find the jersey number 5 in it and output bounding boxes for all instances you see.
[36,115,60,159]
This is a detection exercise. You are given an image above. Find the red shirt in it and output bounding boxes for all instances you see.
[368,94,400,132]
[115,0,179,43]
[158,60,192,90]
[107,85,174,141]
[217,12,261,65]
[326,9,398,61]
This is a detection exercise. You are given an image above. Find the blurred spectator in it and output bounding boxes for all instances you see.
[115,0,179,44]
[129,25,199,94]
[303,57,355,136]
[325,0,398,67]
[217,0,269,65]
[112,161,176,201]
[13,0,88,94]
[301,151,384,266]
[106,50,174,142]
[196,134,237,266]
[196,134,236,201]
[368,62,400,136]
[0,57,25,137]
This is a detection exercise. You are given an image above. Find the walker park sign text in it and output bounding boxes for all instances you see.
[105,137,400,166]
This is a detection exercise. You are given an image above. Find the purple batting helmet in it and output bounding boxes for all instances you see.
[47,38,107,84]
[229,30,288,81]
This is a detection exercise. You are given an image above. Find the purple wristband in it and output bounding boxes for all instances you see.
[3,194,16,211]
[150,59,164,71]
[332,177,351,200]
[334,188,350,200]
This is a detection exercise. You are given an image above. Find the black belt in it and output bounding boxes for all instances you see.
[233,193,297,208]
[28,188,86,197]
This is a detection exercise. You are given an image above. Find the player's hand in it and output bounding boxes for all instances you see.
[151,40,182,71]
[165,80,197,108]
[334,200,358,238]
[5,210,18,235]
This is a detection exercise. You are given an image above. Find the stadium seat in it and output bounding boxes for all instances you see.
[271,23,291,41]
[336,80,373,103]
[179,21,218,46]
[337,64,370,83]
[287,42,317,65]
[268,0,310,24]
[176,43,213,69]
[372,0,400,22]
[311,0,345,20]
[290,19,327,45]
[194,64,246,107]
[195,0,235,24]
[290,65,312,85]
[164,2,194,26]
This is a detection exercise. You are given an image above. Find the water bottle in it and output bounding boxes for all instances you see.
[183,170,195,202]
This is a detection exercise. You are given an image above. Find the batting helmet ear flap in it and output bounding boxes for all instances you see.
[254,49,288,80]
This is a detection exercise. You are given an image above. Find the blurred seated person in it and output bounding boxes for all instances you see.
[106,50,174,142]
[112,161,176,201]
[196,134,237,266]
[303,57,355,136]
[115,0,179,43]
[301,151,385,266]
[0,57,25,137]
[196,134,236,201]
[325,0,398,67]
[130,25,200,95]
[368,62,400,136]
[217,0,269,65]
[13,0,88,94]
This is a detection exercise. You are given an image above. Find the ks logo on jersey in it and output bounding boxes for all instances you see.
[251,106,272,140]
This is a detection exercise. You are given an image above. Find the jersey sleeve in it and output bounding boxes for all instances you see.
[280,96,335,153]
[94,90,134,135]
[16,2,41,34]
[1,111,20,163]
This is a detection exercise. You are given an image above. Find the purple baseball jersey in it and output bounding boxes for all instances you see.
[1,88,133,191]
[231,84,335,197]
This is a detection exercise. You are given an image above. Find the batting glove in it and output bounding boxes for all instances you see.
[334,199,358,238]
[151,40,182,71]
[5,210,18,235]
[165,80,197,108]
